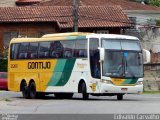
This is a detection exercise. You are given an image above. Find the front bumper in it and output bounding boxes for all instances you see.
[99,83,143,94]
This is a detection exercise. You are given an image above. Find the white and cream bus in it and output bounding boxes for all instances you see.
[8,32,150,100]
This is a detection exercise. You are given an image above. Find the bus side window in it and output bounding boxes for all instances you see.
[18,43,29,59]
[28,42,38,59]
[75,40,87,58]
[89,38,100,78]
[38,42,50,58]
[19,53,27,59]
[64,50,72,58]
[10,43,20,60]
[50,41,64,58]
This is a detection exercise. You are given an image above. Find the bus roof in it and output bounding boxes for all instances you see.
[10,32,92,43]
[42,32,92,38]
[87,34,139,40]
[10,32,139,44]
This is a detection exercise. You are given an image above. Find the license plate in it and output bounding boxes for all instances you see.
[121,88,128,91]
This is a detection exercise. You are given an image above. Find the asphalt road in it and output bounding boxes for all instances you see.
[0,91,160,114]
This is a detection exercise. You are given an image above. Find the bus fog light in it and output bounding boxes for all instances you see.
[136,81,143,85]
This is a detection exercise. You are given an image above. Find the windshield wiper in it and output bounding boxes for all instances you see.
[124,60,136,78]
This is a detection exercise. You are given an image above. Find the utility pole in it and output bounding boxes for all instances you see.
[73,0,79,32]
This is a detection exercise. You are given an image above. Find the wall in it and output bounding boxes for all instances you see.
[0,22,59,54]
[0,0,16,7]
[144,71,160,91]
[125,10,160,25]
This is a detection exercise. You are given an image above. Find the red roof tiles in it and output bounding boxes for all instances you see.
[36,0,160,11]
[0,6,131,28]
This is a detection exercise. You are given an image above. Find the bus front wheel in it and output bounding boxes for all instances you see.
[21,81,29,99]
[82,82,89,100]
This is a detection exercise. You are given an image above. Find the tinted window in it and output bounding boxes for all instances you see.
[89,38,100,78]
[50,41,64,58]
[18,43,29,59]
[10,43,20,59]
[38,42,50,58]
[61,41,75,58]
[75,40,87,57]
[102,39,141,51]
[121,41,141,51]
[28,42,38,59]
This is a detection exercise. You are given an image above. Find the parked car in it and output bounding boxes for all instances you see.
[0,72,8,90]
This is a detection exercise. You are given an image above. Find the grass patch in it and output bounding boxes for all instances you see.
[143,91,160,94]
[0,98,12,102]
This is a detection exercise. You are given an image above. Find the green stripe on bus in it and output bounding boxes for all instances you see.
[66,36,86,40]
[129,79,138,84]
[122,79,138,84]
[48,59,67,86]
[48,58,76,86]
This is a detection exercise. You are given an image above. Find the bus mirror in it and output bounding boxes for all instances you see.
[142,49,150,64]
[98,47,105,62]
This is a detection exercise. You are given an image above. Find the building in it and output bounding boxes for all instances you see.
[35,0,160,66]
[0,0,43,7]
[0,6,131,54]
[0,0,16,7]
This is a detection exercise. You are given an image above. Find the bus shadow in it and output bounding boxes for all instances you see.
[14,95,143,102]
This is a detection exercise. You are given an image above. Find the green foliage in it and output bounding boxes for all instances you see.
[143,91,160,94]
[149,0,160,7]
[0,98,12,102]
[0,48,8,72]
[156,19,160,26]
[144,0,150,4]
[129,0,160,6]
[0,59,8,72]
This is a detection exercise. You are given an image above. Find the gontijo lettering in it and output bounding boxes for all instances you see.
[28,62,51,69]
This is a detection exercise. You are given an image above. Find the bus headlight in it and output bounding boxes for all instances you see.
[100,80,113,84]
[136,81,143,85]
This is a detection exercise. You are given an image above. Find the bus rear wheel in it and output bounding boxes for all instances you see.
[29,82,37,99]
[117,94,123,100]
[82,82,89,100]
[21,81,29,99]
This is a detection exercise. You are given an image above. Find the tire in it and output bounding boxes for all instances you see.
[29,82,37,99]
[117,94,123,100]
[54,93,74,99]
[21,81,29,99]
[82,82,89,100]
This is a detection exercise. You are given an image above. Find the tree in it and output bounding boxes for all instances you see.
[156,19,160,26]
[129,0,160,6]
[148,0,160,7]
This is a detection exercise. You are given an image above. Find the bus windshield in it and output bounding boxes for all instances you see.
[102,39,143,78]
